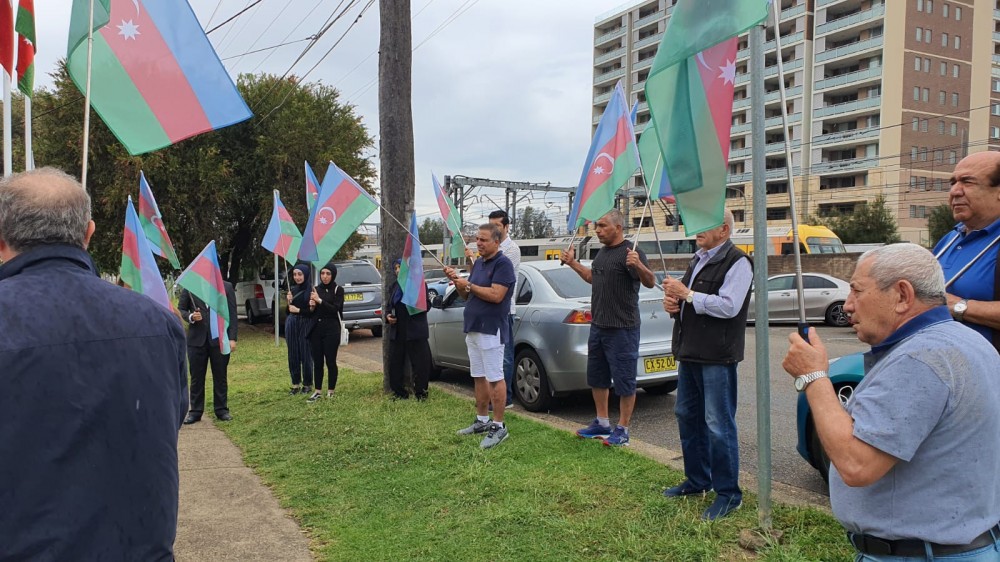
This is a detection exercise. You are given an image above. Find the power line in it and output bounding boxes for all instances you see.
[249,0,329,74]
[207,0,264,35]
[220,37,314,61]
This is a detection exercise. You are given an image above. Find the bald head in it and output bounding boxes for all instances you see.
[0,168,94,259]
[949,151,1000,230]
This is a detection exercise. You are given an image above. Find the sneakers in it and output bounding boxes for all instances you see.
[576,419,613,439]
[456,419,491,435]
[302,385,313,395]
[480,423,509,449]
[327,390,335,399]
[602,425,629,447]
[306,391,322,402]
[289,386,301,395]
[662,480,711,498]
[702,496,742,521]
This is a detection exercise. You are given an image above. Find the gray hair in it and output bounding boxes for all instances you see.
[721,209,735,232]
[601,209,624,228]
[478,222,502,243]
[0,168,92,252]
[859,243,946,305]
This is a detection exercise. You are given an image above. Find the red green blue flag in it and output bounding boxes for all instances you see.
[566,80,640,232]
[14,0,33,96]
[298,161,378,264]
[120,196,171,312]
[399,211,427,314]
[177,240,231,354]
[138,171,181,269]
[66,0,252,155]
[431,173,465,260]
[261,191,302,262]
[644,0,768,234]
[304,161,321,213]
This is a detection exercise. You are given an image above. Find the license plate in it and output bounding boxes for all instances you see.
[643,355,676,373]
[344,293,363,302]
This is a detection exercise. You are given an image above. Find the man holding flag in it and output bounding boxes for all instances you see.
[385,212,432,401]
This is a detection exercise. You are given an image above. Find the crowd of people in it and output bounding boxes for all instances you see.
[3,149,1000,558]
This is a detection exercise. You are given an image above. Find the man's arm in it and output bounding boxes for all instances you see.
[945,293,1000,331]
[178,290,199,324]
[626,247,655,288]
[559,247,592,284]
[663,257,752,319]
[225,283,238,343]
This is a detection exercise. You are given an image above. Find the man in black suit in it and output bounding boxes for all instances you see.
[179,282,238,423]
[385,259,432,400]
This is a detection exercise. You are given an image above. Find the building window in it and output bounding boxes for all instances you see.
[914,56,921,71]
[921,147,928,161]
[910,205,928,218]
[993,104,1000,116]
[941,32,948,47]
[939,90,945,104]
[990,127,999,139]
[954,36,960,49]
[917,177,927,190]
[917,0,923,11]
[949,151,957,164]
[952,92,959,106]
[911,146,918,160]
[955,6,961,20]
[994,79,1000,93]
[926,29,932,43]
[934,149,943,163]
[915,27,922,41]
[942,3,948,17]
[923,88,929,102]
[938,120,945,134]
[921,119,928,132]
[766,207,789,220]
[914,87,921,101]
[912,117,920,131]
[926,0,933,13]
[940,61,947,76]
[952,64,959,78]
[950,122,957,136]
[924,58,931,72]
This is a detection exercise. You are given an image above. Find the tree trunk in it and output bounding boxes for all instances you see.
[378,0,414,393]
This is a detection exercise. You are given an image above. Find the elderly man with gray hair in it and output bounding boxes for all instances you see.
[783,243,1000,560]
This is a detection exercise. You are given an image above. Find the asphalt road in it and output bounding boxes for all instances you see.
[331,323,868,498]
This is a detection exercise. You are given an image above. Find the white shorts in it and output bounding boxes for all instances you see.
[466,331,504,383]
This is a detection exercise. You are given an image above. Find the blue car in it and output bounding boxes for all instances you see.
[796,352,865,481]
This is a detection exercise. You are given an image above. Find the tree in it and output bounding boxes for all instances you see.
[512,206,555,239]
[418,217,445,244]
[809,195,901,245]
[927,204,955,248]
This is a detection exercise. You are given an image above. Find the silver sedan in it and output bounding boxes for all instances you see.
[746,272,851,327]
[427,260,678,411]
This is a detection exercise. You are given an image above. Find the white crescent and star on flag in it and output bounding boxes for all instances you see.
[117,0,142,40]
[317,207,338,226]
[591,152,615,176]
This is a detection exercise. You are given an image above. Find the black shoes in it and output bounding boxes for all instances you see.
[216,411,233,422]
[662,481,711,498]
[183,413,201,425]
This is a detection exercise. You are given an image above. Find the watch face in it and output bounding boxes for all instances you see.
[955,302,968,313]
[794,377,805,391]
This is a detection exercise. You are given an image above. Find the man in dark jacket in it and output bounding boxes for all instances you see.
[179,282,238,423]
[0,168,188,560]
[660,210,753,521]
[385,258,432,400]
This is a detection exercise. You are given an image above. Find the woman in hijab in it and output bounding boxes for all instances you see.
[385,259,432,401]
[285,264,314,395]
[308,261,344,401]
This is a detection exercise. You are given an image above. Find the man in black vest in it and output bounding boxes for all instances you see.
[660,210,753,521]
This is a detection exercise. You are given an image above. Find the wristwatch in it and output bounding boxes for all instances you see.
[952,299,968,322]
[685,290,695,304]
[794,370,828,392]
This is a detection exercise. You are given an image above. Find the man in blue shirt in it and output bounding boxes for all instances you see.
[446,223,516,449]
[934,151,1000,353]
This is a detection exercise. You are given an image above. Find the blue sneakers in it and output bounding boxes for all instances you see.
[576,419,613,439]
[602,425,630,447]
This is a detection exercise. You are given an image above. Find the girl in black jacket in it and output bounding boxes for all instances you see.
[308,262,344,401]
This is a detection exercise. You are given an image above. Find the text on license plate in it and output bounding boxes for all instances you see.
[344,293,364,302]
[643,355,676,373]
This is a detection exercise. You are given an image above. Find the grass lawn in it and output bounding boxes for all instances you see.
[219,329,853,561]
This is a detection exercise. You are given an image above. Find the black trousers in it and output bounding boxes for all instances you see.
[310,319,340,391]
[188,343,229,415]
[388,338,431,398]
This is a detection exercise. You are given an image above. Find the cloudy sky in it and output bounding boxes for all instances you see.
[34,0,625,231]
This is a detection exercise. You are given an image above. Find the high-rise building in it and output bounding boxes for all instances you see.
[594,0,995,244]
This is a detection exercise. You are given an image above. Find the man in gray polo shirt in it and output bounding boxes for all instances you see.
[784,244,1000,560]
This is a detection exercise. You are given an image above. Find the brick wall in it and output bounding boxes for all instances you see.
[656,253,863,282]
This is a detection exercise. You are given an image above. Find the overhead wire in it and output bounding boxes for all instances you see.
[249,0,330,74]
[207,0,263,36]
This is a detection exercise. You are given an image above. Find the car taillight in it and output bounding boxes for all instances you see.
[563,310,592,324]
[375,309,382,316]
[254,284,264,298]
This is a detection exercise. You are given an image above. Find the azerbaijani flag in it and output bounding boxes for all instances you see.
[14,0,33,96]
[120,196,172,312]
[304,160,321,213]
[177,240,231,354]
[431,173,465,259]
[298,161,378,264]
[261,191,302,262]
[644,0,768,234]
[566,80,639,232]
[399,211,428,314]
[65,0,252,155]
[638,125,675,203]
[138,171,181,269]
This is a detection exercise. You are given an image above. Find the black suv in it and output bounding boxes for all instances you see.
[335,260,383,337]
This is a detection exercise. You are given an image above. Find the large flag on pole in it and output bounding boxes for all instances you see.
[399,211,428,314]
[304,161,321,213]
[137,171,181,269]
[13,0,30,95]
[177,240,231,354]
[120,196,171,311]
[644,0,768,235]
[431,173,465,260]
[65,0,253,155]
[566,80,640,232]
[298,161,378,264]
[261,191,302,262]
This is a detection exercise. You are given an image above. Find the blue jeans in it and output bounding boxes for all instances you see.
[855,540,1000,561]
[674,361,741,502]
[503,314,515,404]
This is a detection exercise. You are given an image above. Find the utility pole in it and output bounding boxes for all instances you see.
[378,0,414,393]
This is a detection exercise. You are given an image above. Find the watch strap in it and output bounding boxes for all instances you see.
[796,370,828,391]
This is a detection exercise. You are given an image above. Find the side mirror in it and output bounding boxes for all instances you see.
[431,295,444,308]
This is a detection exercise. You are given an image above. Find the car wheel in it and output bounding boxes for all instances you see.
[428,289,438,298]
[371,325,383,338]
[810,381,857,482]
[245,301,257,325]
[825,302,849,327]
[514,348,551,412]
[643,381,678,395]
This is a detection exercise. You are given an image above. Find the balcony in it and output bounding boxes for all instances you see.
[633,57,654,72]
[633,11,663,29]
[736,58,804,84]
[593,91,612,104]
[814,96,881,118]
[732,85,804,110]
[634,32,664,50]
[812,157,878,174]
[817,4,885,36]
[594,67,625,85]
[731,122,752,134]
[817,0,847,7]
[730,146,752,159]
[764,112,802,129]
[727,166,801,184]
[816,36,884,63]
[994,32,1000,43]
[815,66,882,90]
[812,126,880,146]
[736,31,805,60]
[995,9,1000,19]
[595,27,626,46]
[595,47,625,65]
[728,139,802,160]
[780,3,807,21]
[994,54,1000,65]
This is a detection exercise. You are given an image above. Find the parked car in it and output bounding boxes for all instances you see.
[336,260,384,337]
[796,352,864,481]
[427,271,468,299]
[746,273,850,327]
[423,268,449,282]
[235,270,285,325]
[427,260,678,411]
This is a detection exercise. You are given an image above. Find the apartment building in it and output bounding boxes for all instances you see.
[594,0,995,244]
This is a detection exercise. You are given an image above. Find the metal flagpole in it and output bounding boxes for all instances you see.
[24,96,33,170]
[81,0,96,189]
[369,193,449,269]
[631,154,669,274]
[273,192,280,346]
